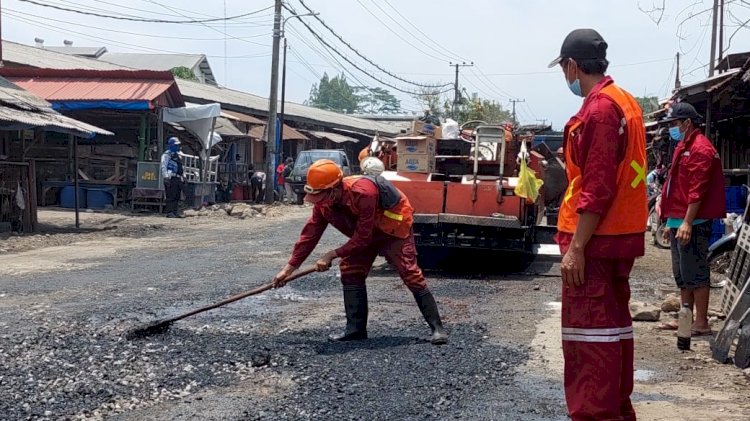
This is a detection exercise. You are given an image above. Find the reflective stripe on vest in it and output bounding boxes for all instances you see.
[343,176,414,239]
[557,83,648,235]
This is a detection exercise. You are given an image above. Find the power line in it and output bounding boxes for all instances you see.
[5,8,272,41]
[146,0,269,47]
[380,0,469,62]
[293,0,449,89]
[364,0,460,62]
[4,11,270,59]
[19,0,274,23]
[283,10,439,96]
[351,0,448,63]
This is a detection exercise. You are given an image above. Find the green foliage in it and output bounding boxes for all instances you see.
[306,73,361,114]
[356,86,401,114]
[636,96,660,115]
[457,94,512,124]
[170,66,198,81]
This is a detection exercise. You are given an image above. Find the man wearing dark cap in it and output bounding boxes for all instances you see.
[660,102,725,335]
[551,29,647,420]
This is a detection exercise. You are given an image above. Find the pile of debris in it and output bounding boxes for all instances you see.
[182,203,268,219]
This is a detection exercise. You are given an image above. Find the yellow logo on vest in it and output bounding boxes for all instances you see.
[630,160,646,189]
[563,176,578,204]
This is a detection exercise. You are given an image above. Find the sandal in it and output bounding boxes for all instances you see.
[691,329,713,337]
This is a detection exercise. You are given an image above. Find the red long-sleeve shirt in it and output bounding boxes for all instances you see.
[556,76,645,259]
[288,179,380,268]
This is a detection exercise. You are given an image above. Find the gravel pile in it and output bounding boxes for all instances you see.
[0,314,545,420]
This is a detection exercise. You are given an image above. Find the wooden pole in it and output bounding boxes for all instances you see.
[157,108,164,157]
[71,134,80,229]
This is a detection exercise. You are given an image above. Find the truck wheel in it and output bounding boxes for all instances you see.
[296,193,304,205]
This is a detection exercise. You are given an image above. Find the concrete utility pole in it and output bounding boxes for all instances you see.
[509,99,525,125]
[449,62,473,119]
[709,0,719,77]
[718,0,725,66]
[264,0,283,203]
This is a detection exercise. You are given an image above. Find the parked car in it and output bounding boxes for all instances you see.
[288,149,352,204]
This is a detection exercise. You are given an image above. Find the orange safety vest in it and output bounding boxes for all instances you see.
[557,84,648,235]
[343,176,414,239]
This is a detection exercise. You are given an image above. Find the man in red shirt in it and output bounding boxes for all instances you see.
[660,102,725,335]
[272,159,448,345]
[550,29,647,420]
[276,160,287,202]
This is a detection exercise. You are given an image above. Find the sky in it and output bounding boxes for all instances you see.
[4,0,750,130]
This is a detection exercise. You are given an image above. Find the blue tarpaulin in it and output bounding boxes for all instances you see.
[51,101,151,111]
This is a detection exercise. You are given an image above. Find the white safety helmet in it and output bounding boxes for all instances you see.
[361,156,385,176]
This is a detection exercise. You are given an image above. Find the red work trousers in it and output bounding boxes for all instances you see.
[561,257,636,421]
[339,231,428,294]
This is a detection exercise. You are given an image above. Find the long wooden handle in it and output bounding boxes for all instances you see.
[163,266,318,324]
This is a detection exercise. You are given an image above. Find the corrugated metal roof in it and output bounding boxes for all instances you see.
[0,68,182,104]
[98,53,217,85]
[3,40,125,70]
[221,109,264,125]
[177,79,400,136]
[248,124,308,141]
[303,130,358,144]
[45,46,108,58]
[214,116,245,137]
[0,76,111,137]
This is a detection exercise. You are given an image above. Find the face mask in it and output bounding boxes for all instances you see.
[169,145,180,153]
[566,61,583,97]
[669,122,685,141]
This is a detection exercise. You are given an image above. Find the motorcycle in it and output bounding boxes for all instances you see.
[648,178,671,249]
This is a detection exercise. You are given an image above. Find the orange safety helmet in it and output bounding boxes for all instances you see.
[304,159,343,193]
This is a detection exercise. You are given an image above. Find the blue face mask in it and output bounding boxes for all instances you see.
[169,145,180,153]
[669,126,684,141]
[566,61,584,97]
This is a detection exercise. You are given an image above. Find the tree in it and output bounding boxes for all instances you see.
[356,87,401,114]
[170,66,198,81]
[636,96,660,115]
[413,86,447,118]
[457,93,513,124]
[306,73,361,114]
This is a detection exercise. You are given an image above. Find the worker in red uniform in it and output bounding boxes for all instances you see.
[549,29,647,420]
[272,159,448,345]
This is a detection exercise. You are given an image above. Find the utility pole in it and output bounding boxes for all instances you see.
[449,62,473,119]
[509,99,525,125]
[709,0,719,77]
[718,0,725,67]
[264,0,283,203]
[675,52,681,89]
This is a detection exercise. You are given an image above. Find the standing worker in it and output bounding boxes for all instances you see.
[160,137,185,218]
[550,29,647,420]
[282,157,295,204]
[660,102,725,335]
[272,159,448,345]
[276,158,287,203]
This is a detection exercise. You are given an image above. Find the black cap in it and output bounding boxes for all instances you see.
[661,102,703,123]
[548,29,608,68]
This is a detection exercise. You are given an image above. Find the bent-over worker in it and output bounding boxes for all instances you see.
[272,159,448,345]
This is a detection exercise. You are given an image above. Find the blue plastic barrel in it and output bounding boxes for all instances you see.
[86,188,115,209]
[60,186,86,208]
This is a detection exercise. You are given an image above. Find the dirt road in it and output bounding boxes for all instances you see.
[1,208,749,420]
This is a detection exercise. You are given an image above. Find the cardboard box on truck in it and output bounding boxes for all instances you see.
[397,154,436,173]
[411,120,442,139]
[396,136,437,155]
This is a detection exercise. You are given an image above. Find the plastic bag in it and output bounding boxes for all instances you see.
[15,182,26,210]
[514,143,543,203]
[442,119,460,139]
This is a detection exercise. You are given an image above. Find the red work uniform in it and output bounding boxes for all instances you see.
[556,76,647,421]
[288,177,427,293]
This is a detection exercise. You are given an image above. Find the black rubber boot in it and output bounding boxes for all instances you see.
[414,290,449,345]
[329,285,368,341]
